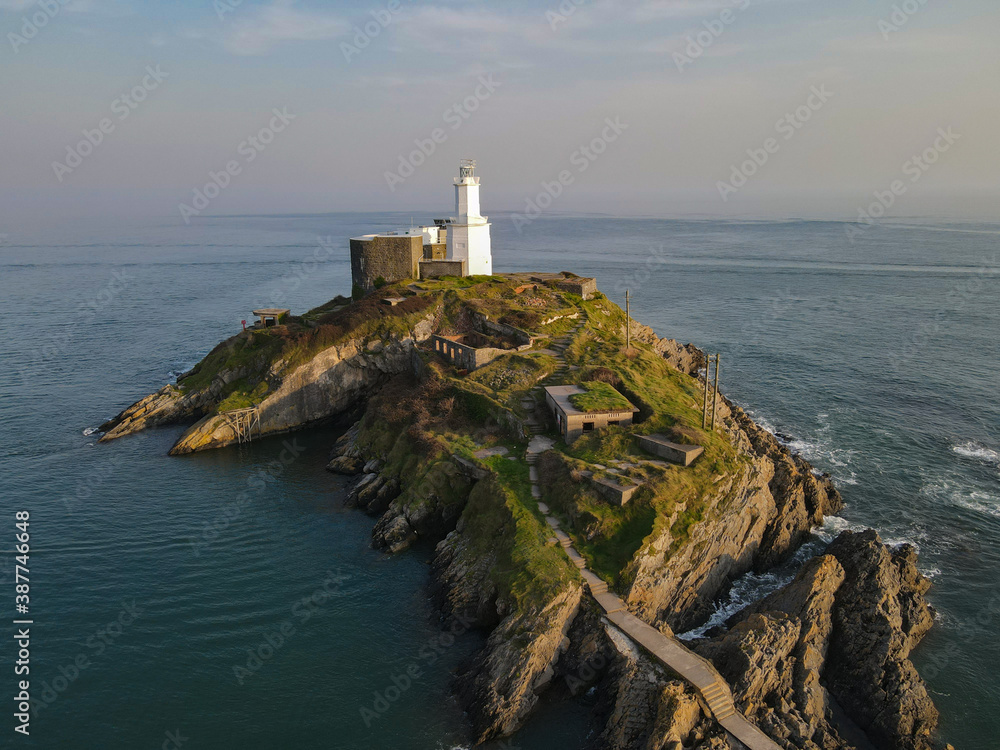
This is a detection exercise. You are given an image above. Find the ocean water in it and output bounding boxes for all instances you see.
[1,213,997,749]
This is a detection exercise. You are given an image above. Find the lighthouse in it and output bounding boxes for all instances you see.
[446,159,493,276]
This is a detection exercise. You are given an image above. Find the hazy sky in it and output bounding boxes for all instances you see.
[1,0,997,221]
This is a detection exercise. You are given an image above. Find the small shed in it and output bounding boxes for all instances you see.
[544,384,639,443]
[252,308,290,327]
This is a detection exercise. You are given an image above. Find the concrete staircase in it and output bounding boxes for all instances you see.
[523,322,583,436]
[523,436,780,750]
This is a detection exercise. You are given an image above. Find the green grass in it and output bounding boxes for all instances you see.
[569,381,634,414]
[459,476,574,610]
[536,451,655,585]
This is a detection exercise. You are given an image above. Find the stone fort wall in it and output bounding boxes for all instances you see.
[350,235,423,292]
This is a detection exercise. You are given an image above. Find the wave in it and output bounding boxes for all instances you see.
[953,441,1000,467]
[921,475,1000,522]
[82,426,99,436]
[744,408,859,484]
[677,566,798,641]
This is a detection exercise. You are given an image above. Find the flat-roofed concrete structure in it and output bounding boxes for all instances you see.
[544,384,639,443]
[553,276,598,300]
[431,334,507,372]
[252,308,290,327]
[636,434,705,466]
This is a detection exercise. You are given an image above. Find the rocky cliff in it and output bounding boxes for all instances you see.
[99,297,438,453]
[622,395,842,634]
[102,274,943,748]
[691,529,939,750]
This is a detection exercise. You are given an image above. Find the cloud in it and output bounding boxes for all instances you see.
[223,0,350,55]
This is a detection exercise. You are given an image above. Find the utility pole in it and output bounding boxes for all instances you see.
[625,289,631,351]
[702,354,712,429]
[710,353,721,430]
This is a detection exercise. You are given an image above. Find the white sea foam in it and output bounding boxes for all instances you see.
[744,408,859,483]
[922,475,1000,521]
[952,491,1000,520]
[953,441,1000,467]
[82,427,99,436]
[677,566,800,641]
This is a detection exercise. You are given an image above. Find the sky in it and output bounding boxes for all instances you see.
[0,0,998,222]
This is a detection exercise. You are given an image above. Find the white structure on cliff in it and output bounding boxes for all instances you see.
[349,159,494,292]
[447,159,493,276]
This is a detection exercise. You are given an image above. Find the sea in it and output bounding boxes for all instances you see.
[1,213,997,749]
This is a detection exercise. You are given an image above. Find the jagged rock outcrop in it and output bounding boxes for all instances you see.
[170,328,432,454]
[370,458,472,553]
[629,321,705,376]
[598,621,728,750]
[623,396,842,634]
[693,530,939,750]
[98,384,208,441]
[431,498,583,742]
[100,311,435,454]
[695,555,851,749]
[824,531,937,750]
[458,586,583,742]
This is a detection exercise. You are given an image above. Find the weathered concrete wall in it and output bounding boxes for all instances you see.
[351,235,423,292]
[473,314,534,347]
[419,259,467,279]
[554,277,598,300]
[430,334,504,371]
[423,243,447,260]
[637,435,705,466]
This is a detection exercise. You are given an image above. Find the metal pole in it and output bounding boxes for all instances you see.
[625,289,631,350]
[710,354,721,430]
[702,354,711,429]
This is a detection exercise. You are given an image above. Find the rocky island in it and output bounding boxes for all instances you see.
[101,273,945,750]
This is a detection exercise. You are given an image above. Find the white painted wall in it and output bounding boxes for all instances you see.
[447,162,492,275]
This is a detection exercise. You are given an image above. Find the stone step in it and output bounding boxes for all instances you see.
[580,569,608,595]
[713,706,736,721]
[537,501,549,513]
[594,591,627,614]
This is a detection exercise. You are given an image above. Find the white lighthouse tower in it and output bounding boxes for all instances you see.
[446,159,492,276]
